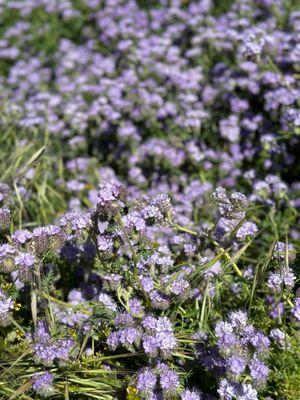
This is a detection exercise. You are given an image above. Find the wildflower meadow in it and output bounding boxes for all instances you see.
[0,0,299,399]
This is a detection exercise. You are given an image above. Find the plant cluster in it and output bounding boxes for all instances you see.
[0,0,299,399]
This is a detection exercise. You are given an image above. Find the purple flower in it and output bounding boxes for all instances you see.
[119,327,140,346]
[155,317,173,333]
[142,316,158,332]
[123,211,146,233]
[60,211,91,231]
[218,379,237,399]
[151,194,172,217]
[0,289,14,327]
[239,383,258,400]
[32,372,54,397]
[249,357,269,385]
[270,328,287,348]
[250,332,270,353]
[97,235,114,256]
[181,389,202,400]
[236,222,258,240]
[107,331,120,350]
[137,368,157,395]
[14,252,35,281]
[215,321,238,349]
[98,293,117,311]
[114,312,134,328]
[219,116,240,143]
[149,290,170,310]
[140,276,154,293]
[155,331,177,354]
[292,297,300,321]
[143,335,158,356]
[169,277,190,297]
[141,206,163,226]
[269,301,284,320]
[11,229,32,245]
[229,311,248,329]
[128,298,144,316]
[160,368,179,393]
[33,321,74,366]
[267,273,283,292]
[227,355,246,376]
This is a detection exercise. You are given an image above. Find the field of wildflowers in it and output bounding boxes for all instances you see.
[0,0,299,399]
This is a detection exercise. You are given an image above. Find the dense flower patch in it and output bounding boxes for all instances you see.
[0,0,299,399]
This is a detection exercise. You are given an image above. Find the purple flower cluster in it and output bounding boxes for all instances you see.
[136,363,180,399]
[196,311,271,396]
[107,313,178,359]
[32,371,54,397]
[32,320,75,366]
[0,1,299,398]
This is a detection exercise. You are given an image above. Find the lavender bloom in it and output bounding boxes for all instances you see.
[0,289,14,327]
[115,312,134,328]
[32,372,54,397]
[140,276,154,293]
[160,368,179,393]
[218,379,237,399]
[142,316,158,332]
[55,339,76,362]
[137,368,157,396]
[283,269,296,289]
[169,277,190,297]
[291,298,300,321]
[250,332,270,353]
[149,290,170,310]
[249,357,269,385]
[98,293,117,311]
[155,330,177,354]
[32,225,63,253]
[269,301,285,320]
[151,194,173,217]
[236,222,258,240]
[59,211,91,232]
[96,182,126,217]
[103,273,122,289]
[33,321,74,366]
[155,317,173,334]
[219,116,240,143]
[128,298,144,317]
[267,269,296,292]
[229,311,248,330]
[106,331,120,350]
[273,242,295,261]
[212,187,248,220]
[143,335,158,357]
[239,383,259,400]
[181,389,202,400]
[270,328,287,349]
[11,229,32,245]
[97,235,114,257]
[227,355,246,376]
[267,273,283,292]
[123,211,146,233]
[141,206,163,226]
[119,327,141,346]
[0,244,17,272]
[241,31,265,60]
[14,252,35,281]
[215,321,238,350]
